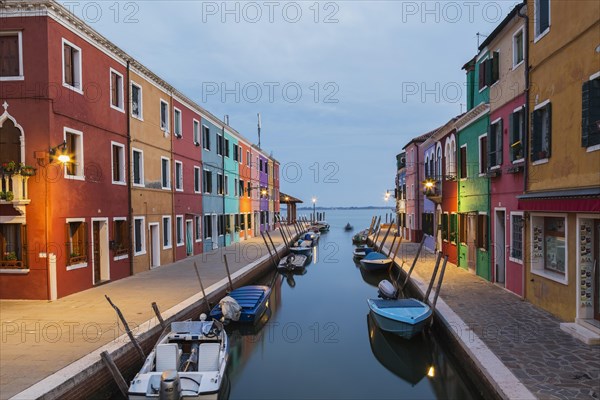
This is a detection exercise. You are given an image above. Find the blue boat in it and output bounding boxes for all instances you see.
[353,246,374,260]
[366,298,432,339]
[290,240,313,256]
[210,285,271,324]
[359,251,392,271]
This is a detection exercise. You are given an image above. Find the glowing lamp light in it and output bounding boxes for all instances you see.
[312,197,317,204]
[57,154,70,163]
[424,180,434,189]
[427,366,435,378]
[261,189,267,196]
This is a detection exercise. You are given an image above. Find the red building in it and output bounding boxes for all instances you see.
[172,97,204,260]
[439,120,460,265]
[1,9,130,299]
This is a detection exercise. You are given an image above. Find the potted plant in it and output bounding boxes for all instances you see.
[1,161,17,175]
[5,252,17,261]
[19,165,37,176]
[4,191,14,202]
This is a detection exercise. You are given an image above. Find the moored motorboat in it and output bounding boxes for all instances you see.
[209,285,271,324]
[128,319,228,400]
[277,253,308,271]
[290,240,313,256]
[353,245,374,260]
[359,251,393,271]
[352,230,368,245]
[366,298,432,339]
[344,223,353,231]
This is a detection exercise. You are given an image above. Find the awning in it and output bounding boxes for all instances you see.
[517,187,600,212]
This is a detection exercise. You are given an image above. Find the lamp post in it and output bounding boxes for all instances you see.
[312,197,316,223]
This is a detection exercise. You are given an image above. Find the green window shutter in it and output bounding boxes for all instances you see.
[546,103,552,158]
[531,109,542,161]
[582,80,591,147]
[487,123,493,169]
[497,118,503,166]
[485,59,493,87]
[492,52,500,83]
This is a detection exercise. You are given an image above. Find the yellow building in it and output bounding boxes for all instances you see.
[519,0,599,342]
[129,68,175,272]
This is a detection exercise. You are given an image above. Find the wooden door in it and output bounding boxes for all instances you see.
[467,214,477,272]
[93,221,101,284]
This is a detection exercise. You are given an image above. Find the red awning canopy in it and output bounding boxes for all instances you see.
[518,197,600,212]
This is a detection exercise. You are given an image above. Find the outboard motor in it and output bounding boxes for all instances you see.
[160,370,182,400]
[377,280,398,299]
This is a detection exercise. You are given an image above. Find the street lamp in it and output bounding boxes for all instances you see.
[312,197,317,223]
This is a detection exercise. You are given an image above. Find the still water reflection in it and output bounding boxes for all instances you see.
[226,209,482,399]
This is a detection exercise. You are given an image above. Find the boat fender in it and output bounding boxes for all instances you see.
[219,296,242,322]
[160,370,182,400]
[378,280,398,299]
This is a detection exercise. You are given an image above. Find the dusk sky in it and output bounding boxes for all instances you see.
[66,0,519,207]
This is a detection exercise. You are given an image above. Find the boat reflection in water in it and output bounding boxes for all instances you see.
[359,266,390,288]
[367,312,433,386]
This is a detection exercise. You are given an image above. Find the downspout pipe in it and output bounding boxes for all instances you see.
[518,1,529,301]
[126,60,133,276]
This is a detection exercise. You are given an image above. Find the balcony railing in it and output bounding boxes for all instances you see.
[1,174,32,218]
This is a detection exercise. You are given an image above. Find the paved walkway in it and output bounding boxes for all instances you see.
[0,231,285,399]
[388,239,600,400]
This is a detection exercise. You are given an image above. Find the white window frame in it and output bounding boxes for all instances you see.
[529,213,568,285]
[161,156,171,190]
[64,127,85,180]
[133,216,146,256]
[512,105,526,164]
[61,38,82,93]
[478,55,489,93]
[0,31,24,81]
[234,178,238,197]
[224,175,229,196]
[194,166,201,194]
[193,119,200,145]
[203,168,212,194]
[112,217,129,261]
[217,134,224,157]
[132,147,144,187]
[532,99,551,165]
[478,133,488,176]
[489,118,502,170]
[176,215,184,247]
[202,125,210,150]
[111,141,126,185]
[509,211,524,265]
[109,68,124,112]
[160,99,170,134]
[246,150,250,166]
[65,217,88,271]
[460,143,468,180]
[534,0,551,43]
[175,160,183,192]
[174,107,182,138]
[512,28,525,69]
[194,215,202,242]
[162,216,172,249]
[131,81,143,120]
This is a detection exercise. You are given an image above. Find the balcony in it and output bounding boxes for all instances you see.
[423,179,442,204]
[1,170,33,221]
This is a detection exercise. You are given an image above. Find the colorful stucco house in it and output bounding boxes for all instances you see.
[402,134,428,242]
[518,0,600,339]
[456,53,491,281]
[395,152,407,239]
[477,3,528,296]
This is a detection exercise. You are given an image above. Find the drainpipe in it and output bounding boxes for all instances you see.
[222,124,226,246]
[170,91,176,261]
[126,60,133,276]
[518,1,529,300]
[416,145,421,242]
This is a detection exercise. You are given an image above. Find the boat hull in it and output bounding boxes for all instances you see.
[367,299,432,339]
[210,286,271,324]
[360,258,392,271]
[290,246,312,256]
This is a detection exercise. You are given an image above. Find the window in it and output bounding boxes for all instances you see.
[131,82,142,119]
[218,215,225,236]
[531,101,551,161]
[0,31,23,79]
[479,135,488,174]
[224,175,229,196]
[513,29,524,67]
[234,214,240,232]
[0,224,27,268]
[204,215,212,239]
[224,138,230,158]
[581,77,600,149]
[510,108,526,162]
[66,220,88,267]
[112,219,129,258]
[510,213,524,263]
[194,216,202,242]
[203,125,210,150]
[422,213,434,236]
[217,174,224,195]
[160,100,169,132]
[217,135,224,156]
[478,53,499,90]
[445,137,456,178]
[176,216,184,246]
[460,145,467,179]
[161,157,171,189]
[175,161,183,191]
[240,214,246,231]
[203,169,212,193]
[535,0,550,39]
[459,214,467,244]
[441,213,449,241]
[248,214,252,230]
[133,217,145,255]
[489,120,502,168]
[64,128,84,178]
[111,142,125,184]
[239,179,245,197]
[450,213,457,244]
[530,214,567,283]
[234,178,238,197]
[174,108,182,137]
[233,144,238,162]
[259,159,263,172]
[194,167,201,193]
[110,69,124,111]
[246,150,250,166]
[477,214,488,250]
[193,119,200,145]
[132,148,144,186]
[62,39,82,91]
[162,216,172,249]
[247,181,251,198]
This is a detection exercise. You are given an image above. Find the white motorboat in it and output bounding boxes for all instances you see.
[128,318,229,400]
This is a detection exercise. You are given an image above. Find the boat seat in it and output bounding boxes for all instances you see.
[196,343,221,372]
[155,343,181,372]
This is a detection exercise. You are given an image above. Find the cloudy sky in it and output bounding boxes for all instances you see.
[66,0,519,207]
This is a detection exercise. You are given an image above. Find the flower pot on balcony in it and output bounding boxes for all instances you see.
[4,191,14,202]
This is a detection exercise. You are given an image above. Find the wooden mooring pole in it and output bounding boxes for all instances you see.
[223,255,234,291]
[100,351,129,399]
[151,302,166,330]
[193,261,212,312]
[104,295,145,361]
[400,236,426,290]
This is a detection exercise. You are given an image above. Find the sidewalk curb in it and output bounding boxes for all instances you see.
[381,243,536,400]
[9,243,286,400]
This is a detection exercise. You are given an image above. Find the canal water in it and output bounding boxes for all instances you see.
[226,208,482,400]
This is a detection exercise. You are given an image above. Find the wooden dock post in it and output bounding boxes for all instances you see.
[261,231,277,267]
[223,255,234,291]
[193,261,212,312]
[100,351,129,399]
[400,236,426,290]
[424,252,443,303]
[151,302,166,330]
[265,230,281,262]
[104,295,145,361]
